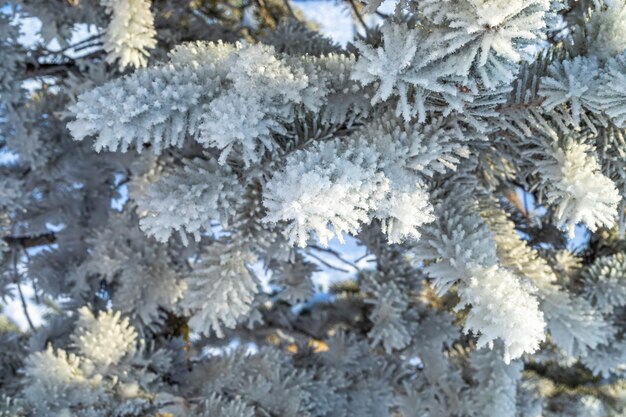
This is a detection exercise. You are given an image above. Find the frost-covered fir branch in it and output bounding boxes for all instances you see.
[3,0,626,416]
[100,0,157,70]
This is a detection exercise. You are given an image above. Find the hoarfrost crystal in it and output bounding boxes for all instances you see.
[458,266,546,363]
[101,0,157,70]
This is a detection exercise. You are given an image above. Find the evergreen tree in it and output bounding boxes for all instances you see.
[2,0,626,415]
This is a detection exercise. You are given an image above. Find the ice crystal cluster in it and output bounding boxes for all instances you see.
[101,0,156,70]
[3,0,626,416]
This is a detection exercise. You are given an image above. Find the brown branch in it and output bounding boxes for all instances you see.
[306,252,352,274]
[309,245,359,270]
[4,233,56,249]
[23,61,78,78]
[22,50,105,79]
[496,97,546,115]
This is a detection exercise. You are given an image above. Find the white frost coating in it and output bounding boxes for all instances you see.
[71,307,137,369]
[101,0,157,70]
[199,93,281,166]
[539,56,601,125]
[445,0,550,62]
[414,195,545,363]
[412,194,499,294]
[591,54,626,127]
[137,157,242,244]
[352,0,553,121]
[581,253,626,314]
[263,136,435,247]
[421,0,553,88]
[537,141,620,237]
[352,23,453,122]
[586,0,626,59]
[470,347,523,417]
[22,347,103,413]
[184,242,258,338]
[11,0,626,414]
[197,43,311,166]
[67,44,229,153]
[458,266,546,363]
[70,41,323,167]
[263,139,388,247]
[352,22,418,119]
[365,279,412,353]
[376,188,435,244]
[226,43,309,102]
